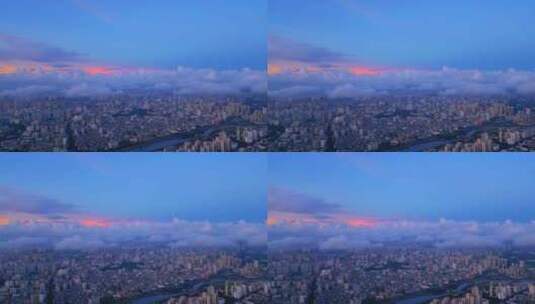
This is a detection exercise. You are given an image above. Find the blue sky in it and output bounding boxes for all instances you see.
[2,0,266,70]
[268,153,535,222]
[270,0,535,70]
[0,153,267,222]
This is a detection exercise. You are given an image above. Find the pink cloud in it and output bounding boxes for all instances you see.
[268,211,379,229]
[0,64,17,74]
[83,66,116,76]
[349,66,382,76]
[80,218,112,228]
[0,214,9,226]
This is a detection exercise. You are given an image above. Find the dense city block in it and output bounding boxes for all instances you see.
[0,247,269,304]
[267,248,535,304]
[0,95,267,152]
[268,96,535,152]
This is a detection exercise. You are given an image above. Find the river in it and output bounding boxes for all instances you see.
[394,283,470,304]
[130,293,177,304]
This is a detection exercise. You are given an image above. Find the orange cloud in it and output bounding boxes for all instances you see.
[80,218,111,228]
[268,63,283,75]
[0,215,10,226]
[83,66,115,76]
[349,66,381,76]
[0,64,17,74]
[267,216,278,226]
[341,216,378,228]
[268,211,378,228]
[268,60,386,77]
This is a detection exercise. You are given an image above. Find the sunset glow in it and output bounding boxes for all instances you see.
[343,217,378,228]
[0,215,10,226]
[0,64,17,74]
[268,211,378,228]
[83,66,115,76]
[81,218,112,228]
[349,66,381,76]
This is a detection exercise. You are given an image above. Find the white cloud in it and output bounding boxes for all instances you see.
[0,66,266,97]
[269,219,535,250]
[269,67,535,98]
[0,217,266,250]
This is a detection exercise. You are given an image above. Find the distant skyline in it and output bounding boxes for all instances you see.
[268,153,535,249]
[269,0,535,98]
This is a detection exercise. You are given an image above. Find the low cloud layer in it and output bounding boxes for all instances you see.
[0,66,266,98]
[0,216,266,250]
[270,66,535,99]
[269,219,535,250]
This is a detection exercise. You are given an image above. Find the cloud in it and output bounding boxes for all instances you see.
[0,33,82,63]
[268,37,535,98]
[268,187,378,229]
[319,235,372,250]
[269,187,342,214]
[268,35,384,78]
[0,185,266,250]
[0,214,266,250]
[270,67,535,98]
[267,184,535,251]
[0,186,75,215]
[0,65,266,97]
[55,235,106,250]
[269,218,535,250]
[328,83,376,98]
[65,83,113,97]
[0,33,266,97]
[269,35,349,65]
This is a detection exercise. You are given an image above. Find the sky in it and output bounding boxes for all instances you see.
[269,0,535,98]
[0,0,266,97]
[0,153,267,249]
[268,153,535,250]
[2,0,266,70]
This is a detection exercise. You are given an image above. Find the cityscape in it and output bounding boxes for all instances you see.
[0,1,266,152]
[267,154,535,304]
[0,247,269,304]
[268,248,535,304]
[2,1,535,151]
[0,154,269,304]
[2,0,535,303]
[2,154,535,303]
[268,96,535,152]
[0,95,267,152]
[268,0,535,151]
